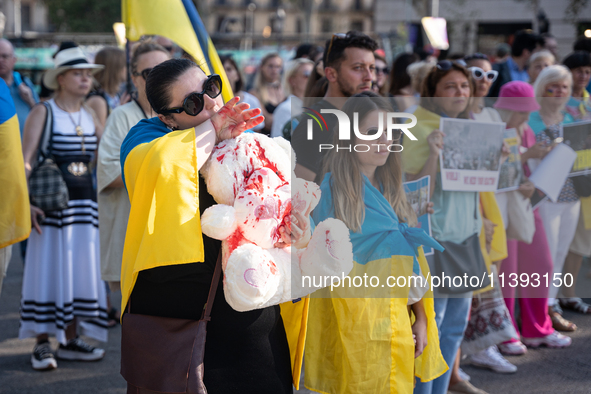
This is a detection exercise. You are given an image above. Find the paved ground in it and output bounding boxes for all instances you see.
[1,244,591,394]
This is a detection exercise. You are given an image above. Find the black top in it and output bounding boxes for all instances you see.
[129,175,293,394]
[290,99,338,184]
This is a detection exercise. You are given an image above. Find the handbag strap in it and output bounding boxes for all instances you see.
[37,102,54,162]
[202,251,223,321]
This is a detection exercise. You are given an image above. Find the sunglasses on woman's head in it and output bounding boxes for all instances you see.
[469,67,498,82]
[133,68,153,80]
[160,74,222,116]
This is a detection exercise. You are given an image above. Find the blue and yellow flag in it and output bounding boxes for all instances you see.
[122,0,233,102]
[0,79,30,248]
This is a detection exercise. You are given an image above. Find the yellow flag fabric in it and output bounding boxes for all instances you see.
[475,192,507,294]
[581,196,591,230]
[122,0,233,102]
[0,114,30,248]
[280,298,309,390]
[304,253,447,394]
[121,123,307,385]
[401,106,440,176]
[120,128,204,313]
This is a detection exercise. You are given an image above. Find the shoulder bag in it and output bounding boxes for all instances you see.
[29,102,69,212]
[121,252,222,394]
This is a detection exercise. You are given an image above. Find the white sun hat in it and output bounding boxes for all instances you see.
[43,46,104,90]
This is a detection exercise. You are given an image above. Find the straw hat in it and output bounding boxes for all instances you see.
[43,46,104,90]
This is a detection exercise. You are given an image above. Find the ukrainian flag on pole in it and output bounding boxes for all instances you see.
[122,0,234,102]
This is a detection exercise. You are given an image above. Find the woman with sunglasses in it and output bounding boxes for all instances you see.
[372,52,389,96]
[403,61,498,394]
[458,53,522,378]
[96,40,170,326]
[305,91,446,394]
[119,58,303,393]
[465,53,500,122]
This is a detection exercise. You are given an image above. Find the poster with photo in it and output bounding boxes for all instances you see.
[403,175,433,256]
[563,121,591,176]
[497,128,523,192]
[439,118,506,192]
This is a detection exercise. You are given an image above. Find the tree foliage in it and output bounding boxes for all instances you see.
[44,0,121,32]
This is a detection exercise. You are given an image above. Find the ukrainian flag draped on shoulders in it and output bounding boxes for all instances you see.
[119,117,308,388]
[0,79,30,249]
[305,173,448,394]
[122,0,233,101]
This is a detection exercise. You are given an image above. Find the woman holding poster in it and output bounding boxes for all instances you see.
[529,65,580,332]
[402,61,490,394]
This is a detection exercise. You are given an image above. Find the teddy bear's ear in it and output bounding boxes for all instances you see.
[272,136,296,172]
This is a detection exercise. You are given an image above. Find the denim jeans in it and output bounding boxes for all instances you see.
[414,295,472,394]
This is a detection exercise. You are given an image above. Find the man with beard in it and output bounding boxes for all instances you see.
[291,31,377,183]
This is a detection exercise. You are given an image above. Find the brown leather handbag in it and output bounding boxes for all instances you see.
[121,253,222,394]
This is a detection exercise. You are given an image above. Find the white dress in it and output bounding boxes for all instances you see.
[19,99,108,345]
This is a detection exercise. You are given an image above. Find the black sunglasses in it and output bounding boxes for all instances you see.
[375,66,390,75]
[133,68,153,80]
[160,74,222,116]
[436,60,466,71]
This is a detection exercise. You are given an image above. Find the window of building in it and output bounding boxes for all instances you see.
[21,4,31,31]
[351,20,364,32]
[321,18,332,33]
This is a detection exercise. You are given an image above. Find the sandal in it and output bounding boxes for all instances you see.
[559,297,591,314]
[549,305,577,332]
[106,308,120,328]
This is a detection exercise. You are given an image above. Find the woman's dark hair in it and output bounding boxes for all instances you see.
[303,60,328,107]
[388,52,419,96]
[146,58,200,114]
[219,55,243,92]
[420,61,473,118]
[563,51,591,71]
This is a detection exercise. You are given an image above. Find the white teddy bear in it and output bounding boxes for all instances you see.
[200,133,353,312]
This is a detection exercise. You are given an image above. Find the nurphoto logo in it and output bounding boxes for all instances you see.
[303,107,418,152]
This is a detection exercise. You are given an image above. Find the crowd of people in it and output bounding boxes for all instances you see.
[0,27,590,394]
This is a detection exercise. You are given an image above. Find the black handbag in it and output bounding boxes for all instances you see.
[121,252,222,394]
[572,174,591,197]
[432,233,490,294]
[29,102,69,212]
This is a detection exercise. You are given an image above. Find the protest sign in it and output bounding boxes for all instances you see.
[497,128,523,192]
[403,175,433,256]
[563,121,591,176]
[439,118,505,192]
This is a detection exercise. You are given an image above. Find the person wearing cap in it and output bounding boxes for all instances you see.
[494,81,572,354]
[529,65,580,333]
[20,45,107,371]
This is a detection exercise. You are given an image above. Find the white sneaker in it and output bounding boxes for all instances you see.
[498,340,527,356]
[31,341,57,371]
[469,346,517,373]
[522,331,572,348]
[56,337,105,361]
[458,367,471,382]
